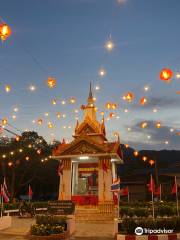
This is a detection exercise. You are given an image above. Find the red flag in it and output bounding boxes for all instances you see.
[155,186,161,196]
[1,178,10,203]
[121,186,129,196]
[148,176,155,193]
[57,162,64,176]
[28,185,33,198]
[102,162,108,172]
[171,176,179,194]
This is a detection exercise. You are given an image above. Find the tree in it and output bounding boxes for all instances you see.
[0,131,54,201]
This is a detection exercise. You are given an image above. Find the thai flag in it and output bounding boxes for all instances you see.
[1,178,10,203]
[111,178,120,192]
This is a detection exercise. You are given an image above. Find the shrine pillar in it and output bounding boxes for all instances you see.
[58,159,72,200]
[98,158,114,213]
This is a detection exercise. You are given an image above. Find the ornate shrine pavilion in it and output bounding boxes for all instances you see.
[53,84,123,211]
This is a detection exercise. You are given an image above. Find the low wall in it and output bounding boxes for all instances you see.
[117,233,180,240]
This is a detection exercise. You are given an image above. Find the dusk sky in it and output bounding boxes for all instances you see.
[0,0,180,150]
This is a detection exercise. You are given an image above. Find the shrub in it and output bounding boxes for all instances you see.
[119,217,180,234]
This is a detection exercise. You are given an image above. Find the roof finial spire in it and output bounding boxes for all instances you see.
[87,82,94,105]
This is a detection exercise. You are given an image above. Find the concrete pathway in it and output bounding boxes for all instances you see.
[0,217,115,239]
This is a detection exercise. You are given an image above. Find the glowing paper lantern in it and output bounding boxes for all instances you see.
[48,122,54,128]
[112,103,117,110]
[149,159,155,166]
[56,112,61,118]
[160,68,173,81]
[100,111,104,116]
[123,92,134,102]
[125,144,129,148]
[15,136,20,141]
[0,23,11,41]
[142,156,147,161]
[5,85,11,92]
[47,77,56,88]
[25,156,29,161]
[70,98,76,104]
[155,122,161,128]
[37,119,43,125]
[105,40,114,51]
[109,112,115,118]
[2,118,8,125]
[106,102,111,109]
[140,122,148,129]
[52,99,57,105]
[133,151,139,157]
[99,68,106,77]
[140,97,147,105]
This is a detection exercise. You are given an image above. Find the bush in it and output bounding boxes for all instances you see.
[119,217,180,234]
[30,215,67,236]
[31,224,65,236]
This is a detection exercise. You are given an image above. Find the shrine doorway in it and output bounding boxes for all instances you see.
[71,158,99,205]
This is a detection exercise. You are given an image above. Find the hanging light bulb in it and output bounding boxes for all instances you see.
[133,151,139,157]
[140,122,148,129]
[52,99,57,105]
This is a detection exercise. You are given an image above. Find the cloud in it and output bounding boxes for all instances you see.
[123,120,180,150]
[131,96,180,110]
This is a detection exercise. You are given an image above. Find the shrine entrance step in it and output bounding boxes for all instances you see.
[75,206,115,222]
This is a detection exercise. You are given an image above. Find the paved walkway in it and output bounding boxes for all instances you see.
[0,217,114,239]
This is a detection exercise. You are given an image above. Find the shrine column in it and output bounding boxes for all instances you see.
[98,158,113,202]
[72,161,78,195]
[58,158,72,200]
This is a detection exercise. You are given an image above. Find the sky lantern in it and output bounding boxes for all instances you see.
[47,77,56,88]
[123,92,134,102]
[112,103,117,109]
[155,122,161,128]
[105,40,114,51]
[2,118,8,125]
[109,112,115,118]
[56,112,61,118]
[140,97,147,105]
[48,122,54,128]
[99,68,106,77]
[106,102,111,109]
[51,99,57,105]
[69,97,76,104]
[5,85,11,92]
[160,68,173,81]
[37,119,43,125]
[0,23,11,41]
[140,122,148,129]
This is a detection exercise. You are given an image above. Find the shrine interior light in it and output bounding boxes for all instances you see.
[79,156,89,160]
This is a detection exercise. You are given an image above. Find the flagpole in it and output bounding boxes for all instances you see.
[0,184,2,218]
[175,176,179,217]
[151,175,155,219]
[127,187,130,204]
[118,192,120,219]
[1,184,4,218]
[160,184,162,202]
